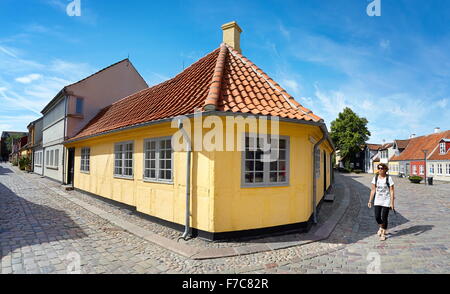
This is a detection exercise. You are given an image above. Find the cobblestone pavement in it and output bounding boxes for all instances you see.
[1,163,449,274]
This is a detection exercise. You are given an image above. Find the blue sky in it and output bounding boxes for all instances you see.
[0,0,449,143]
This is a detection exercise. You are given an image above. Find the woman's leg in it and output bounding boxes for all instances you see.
[374,206,383,235]
[381,206,390,230]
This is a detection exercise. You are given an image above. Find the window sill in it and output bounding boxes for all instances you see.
[46,166,58,170]
[143,178,174,185]
[241,183,290,188]
[114,175,134,180]
[80,171,90,174]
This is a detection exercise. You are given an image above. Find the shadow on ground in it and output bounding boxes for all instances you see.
[0,179,87,258]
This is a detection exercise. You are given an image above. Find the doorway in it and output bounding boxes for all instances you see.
[67,148,75,185]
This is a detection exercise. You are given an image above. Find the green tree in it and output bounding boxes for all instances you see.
[330,107,370,167]
[4,134,23,154]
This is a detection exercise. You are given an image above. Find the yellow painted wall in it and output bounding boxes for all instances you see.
[66,117,333,234]
[212,119,333,233]
[388,161,399,176]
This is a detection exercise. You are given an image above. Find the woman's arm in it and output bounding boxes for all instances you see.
[390,185,395,209]
[368,183,376,208]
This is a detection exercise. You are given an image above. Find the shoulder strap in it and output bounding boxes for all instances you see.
[375,173,379,188]
[386,174,390,188]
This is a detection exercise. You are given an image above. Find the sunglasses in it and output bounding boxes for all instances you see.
[378,167,386,170]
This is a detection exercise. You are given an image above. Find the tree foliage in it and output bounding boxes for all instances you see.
[330,107,370,162]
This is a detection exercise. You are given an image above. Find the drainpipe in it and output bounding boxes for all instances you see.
[312,126,328,224]
[177,119,192,241]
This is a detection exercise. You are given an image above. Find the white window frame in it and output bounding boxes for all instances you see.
[143,137,173,183]
[412,165,417,175]
[446,163,450,175]
[114,141,134,179]
[80,147,90,173]
[440,143,446,154]
[437,163,443,175]
[419,165,424,175]
[35,151,42,167]
[241,134,290,188]
[429,164,434,175]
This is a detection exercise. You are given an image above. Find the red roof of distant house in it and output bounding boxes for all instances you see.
[68,44,322,142]
[428,137,450,160]
[367,144,382,151]
[390,130,450,161]
[394,139,410,149]
[379,142,393,150]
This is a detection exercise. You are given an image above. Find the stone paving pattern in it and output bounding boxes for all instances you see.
[1,163,449,274]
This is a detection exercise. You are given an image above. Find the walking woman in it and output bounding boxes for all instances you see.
[368,163,395,241]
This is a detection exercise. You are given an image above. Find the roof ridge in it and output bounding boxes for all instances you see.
[204,43,228,111]
[224,44,321,122]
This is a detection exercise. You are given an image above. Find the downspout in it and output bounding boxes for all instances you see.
[312,124,329,224]
[177,119,192,241]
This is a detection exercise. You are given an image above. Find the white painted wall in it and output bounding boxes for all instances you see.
[427,161,450,182]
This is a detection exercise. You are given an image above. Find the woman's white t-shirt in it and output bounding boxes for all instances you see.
[371,175,395,207]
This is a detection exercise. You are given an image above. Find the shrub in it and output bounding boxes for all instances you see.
[408,175,423,183]
[353,169,363,174]
[11,159,18,166]
[18,156,31,171]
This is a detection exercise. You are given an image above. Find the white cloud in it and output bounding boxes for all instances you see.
[380,39,390,50]
[0,46,18,58]
[15,73,43,84]
[435,98,448,109]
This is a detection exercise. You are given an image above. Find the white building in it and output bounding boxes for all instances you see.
[38,59,148,184]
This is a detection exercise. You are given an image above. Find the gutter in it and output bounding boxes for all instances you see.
[64,110,335,151]
[312,125,329,224]
[176,119,192,241]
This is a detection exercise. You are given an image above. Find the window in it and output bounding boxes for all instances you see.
[46,150,49,165]
[81,147,90,172]
[412,165,417,175]
[54,149,59,167]
[50,150,54,166]
[143,137,172,182]
[114,141,133,178]
[437,164,443,175]
[429,164,434,175]
[75,98,84,114]
[440,143,446,154]
[446,164,450,175]
[242,135,289,187]
[419,165,424,175]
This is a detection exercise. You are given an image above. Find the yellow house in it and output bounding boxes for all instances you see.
[64,22,335,240]
[388,161,399,176]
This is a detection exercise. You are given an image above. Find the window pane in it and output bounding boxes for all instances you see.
[278,172,286,182]
[245,151,254,159]
[245,161,254,172]
[279,161,286,171]
[165,170,171,180]
[255,172,264,183]
[270,161,277,171]
[150,170,156,178]
[255,160,264,171]
[245,172,254,183]
[270,172,277,182]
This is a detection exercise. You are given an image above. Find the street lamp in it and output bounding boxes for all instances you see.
[422,149,428,185]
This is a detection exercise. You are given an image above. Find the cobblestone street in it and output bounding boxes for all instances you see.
[1,163,449,274]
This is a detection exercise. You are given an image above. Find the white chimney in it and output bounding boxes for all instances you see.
[434,127,441,133]
[410,134,416,139]
[222,21,243,53]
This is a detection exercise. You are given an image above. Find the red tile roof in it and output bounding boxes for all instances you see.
[366,144,381,151]
[390,130,450,161]
[428,138,450,160]
[379,142,393,150]
[69,44,322,142]
[394,139,410,150]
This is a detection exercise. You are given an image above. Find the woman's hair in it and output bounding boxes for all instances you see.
[377,163,389,171]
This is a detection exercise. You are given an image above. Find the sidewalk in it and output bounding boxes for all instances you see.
[10,165,350,260]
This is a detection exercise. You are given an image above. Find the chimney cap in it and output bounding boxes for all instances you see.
[221,21,243,33]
